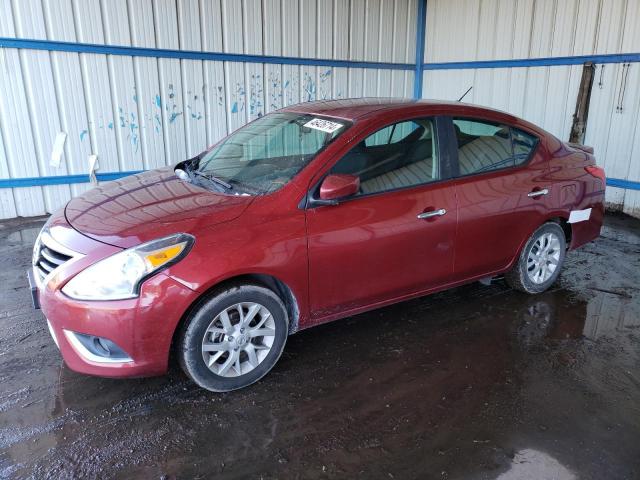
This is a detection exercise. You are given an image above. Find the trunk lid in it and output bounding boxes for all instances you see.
[565,142,594,155]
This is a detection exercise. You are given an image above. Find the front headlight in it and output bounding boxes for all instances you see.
[62,233,194,301]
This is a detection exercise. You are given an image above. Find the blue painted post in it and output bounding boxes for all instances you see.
[413,0,427,99]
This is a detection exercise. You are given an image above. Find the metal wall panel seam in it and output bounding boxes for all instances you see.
[153,0,188,166]
[412,0,426,98]
[45,0,94,201]
[0,123,17,217]
[14,0,73,213]
[0,41,46,215]
[0,37,415,70]
[389,0,398,94]
[404,0,414,96]
[374,0,382,96]
[362,0,373,96]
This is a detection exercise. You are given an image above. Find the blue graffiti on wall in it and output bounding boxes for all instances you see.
[186,89,203,120]
[230,82,246,115]
[249,73,263,117]
[303,72,316,102]
[166,84,183,124]
[319,69,332,99]
[268,70,283,110]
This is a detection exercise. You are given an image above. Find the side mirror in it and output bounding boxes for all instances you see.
[319,174,360,201]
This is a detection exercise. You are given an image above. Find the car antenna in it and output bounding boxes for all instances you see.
[457,86,473,102]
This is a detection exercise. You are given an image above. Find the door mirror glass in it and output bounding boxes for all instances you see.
[319,174,360,200]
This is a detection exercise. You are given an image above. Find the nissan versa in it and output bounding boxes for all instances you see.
[29,98,605,392]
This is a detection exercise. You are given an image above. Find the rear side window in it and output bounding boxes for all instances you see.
[512,128,538,162]
[453,119,538,176]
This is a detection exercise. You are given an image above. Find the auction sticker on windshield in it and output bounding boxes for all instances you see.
[304,118,344,134]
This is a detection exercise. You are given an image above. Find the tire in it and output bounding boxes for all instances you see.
[505,222,566,294]
[177,283,288,392]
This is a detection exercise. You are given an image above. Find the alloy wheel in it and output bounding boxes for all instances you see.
[201,302,276,377]
[526,232,561,284]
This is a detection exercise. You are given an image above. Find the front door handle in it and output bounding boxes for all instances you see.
[527,188,549,198]
[417,208,447,219]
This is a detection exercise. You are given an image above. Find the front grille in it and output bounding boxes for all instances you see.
[33,234,73,284]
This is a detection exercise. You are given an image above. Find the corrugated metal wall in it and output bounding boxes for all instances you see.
[0,0,417,219]
[423,0,640,217]
[2,0,639,220]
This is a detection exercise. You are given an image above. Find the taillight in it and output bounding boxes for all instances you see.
[585,165,606,183]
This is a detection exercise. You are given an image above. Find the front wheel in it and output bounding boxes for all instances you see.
[505,222,566,294]
[177,284,288,392]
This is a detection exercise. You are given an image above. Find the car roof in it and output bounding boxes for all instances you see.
[279,97,511,122]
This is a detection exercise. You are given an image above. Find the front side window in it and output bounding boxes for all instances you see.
[453,119,539,176]
[330,118,439,196]
[194,113,349,194]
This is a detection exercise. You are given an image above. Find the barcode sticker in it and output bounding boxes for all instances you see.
[304,118,344,134]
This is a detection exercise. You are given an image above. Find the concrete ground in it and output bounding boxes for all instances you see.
[0,214,639,479]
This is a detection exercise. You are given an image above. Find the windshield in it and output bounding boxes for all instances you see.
[192,112,350,194]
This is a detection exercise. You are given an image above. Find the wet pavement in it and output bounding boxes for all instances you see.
[0,214,639,480]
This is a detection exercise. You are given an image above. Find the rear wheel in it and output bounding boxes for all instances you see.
[177,284,288,392]
[505,222,566,294]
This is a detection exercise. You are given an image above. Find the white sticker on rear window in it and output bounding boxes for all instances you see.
[304,118,344,134]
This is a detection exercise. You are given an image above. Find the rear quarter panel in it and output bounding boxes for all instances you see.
[547,144,605,249]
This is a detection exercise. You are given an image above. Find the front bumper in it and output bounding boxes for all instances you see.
[27,269,40,309]
[38,272,196,377]
[31,212,197,378]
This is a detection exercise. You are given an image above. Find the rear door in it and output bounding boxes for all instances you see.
[305,116,458,320]
[447,117,550,279]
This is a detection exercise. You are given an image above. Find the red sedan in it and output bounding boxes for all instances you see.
[30,98,605,392]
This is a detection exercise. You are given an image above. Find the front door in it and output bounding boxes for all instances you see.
[305,117,458,321]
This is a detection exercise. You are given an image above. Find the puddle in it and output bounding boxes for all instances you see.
[1,214,639,479]
[4,227,41,245]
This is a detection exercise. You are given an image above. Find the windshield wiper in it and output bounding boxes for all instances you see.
[183,161,233,192]
[191,171,232,190]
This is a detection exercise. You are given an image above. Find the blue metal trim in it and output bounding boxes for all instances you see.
[0,171,142,188]
[2,171,640,191]
[423,52,640,70]
[606,178,640,190]
[0,37,414,71]
[413,0,427,99]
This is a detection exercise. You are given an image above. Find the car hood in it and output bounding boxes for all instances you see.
[65,167,254,248]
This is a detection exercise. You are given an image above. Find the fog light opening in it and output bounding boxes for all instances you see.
[63,330,133,364]
[94,337,111,356]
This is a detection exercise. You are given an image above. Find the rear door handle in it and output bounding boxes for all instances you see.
[417,208,447,219]
[527,188,549,198]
